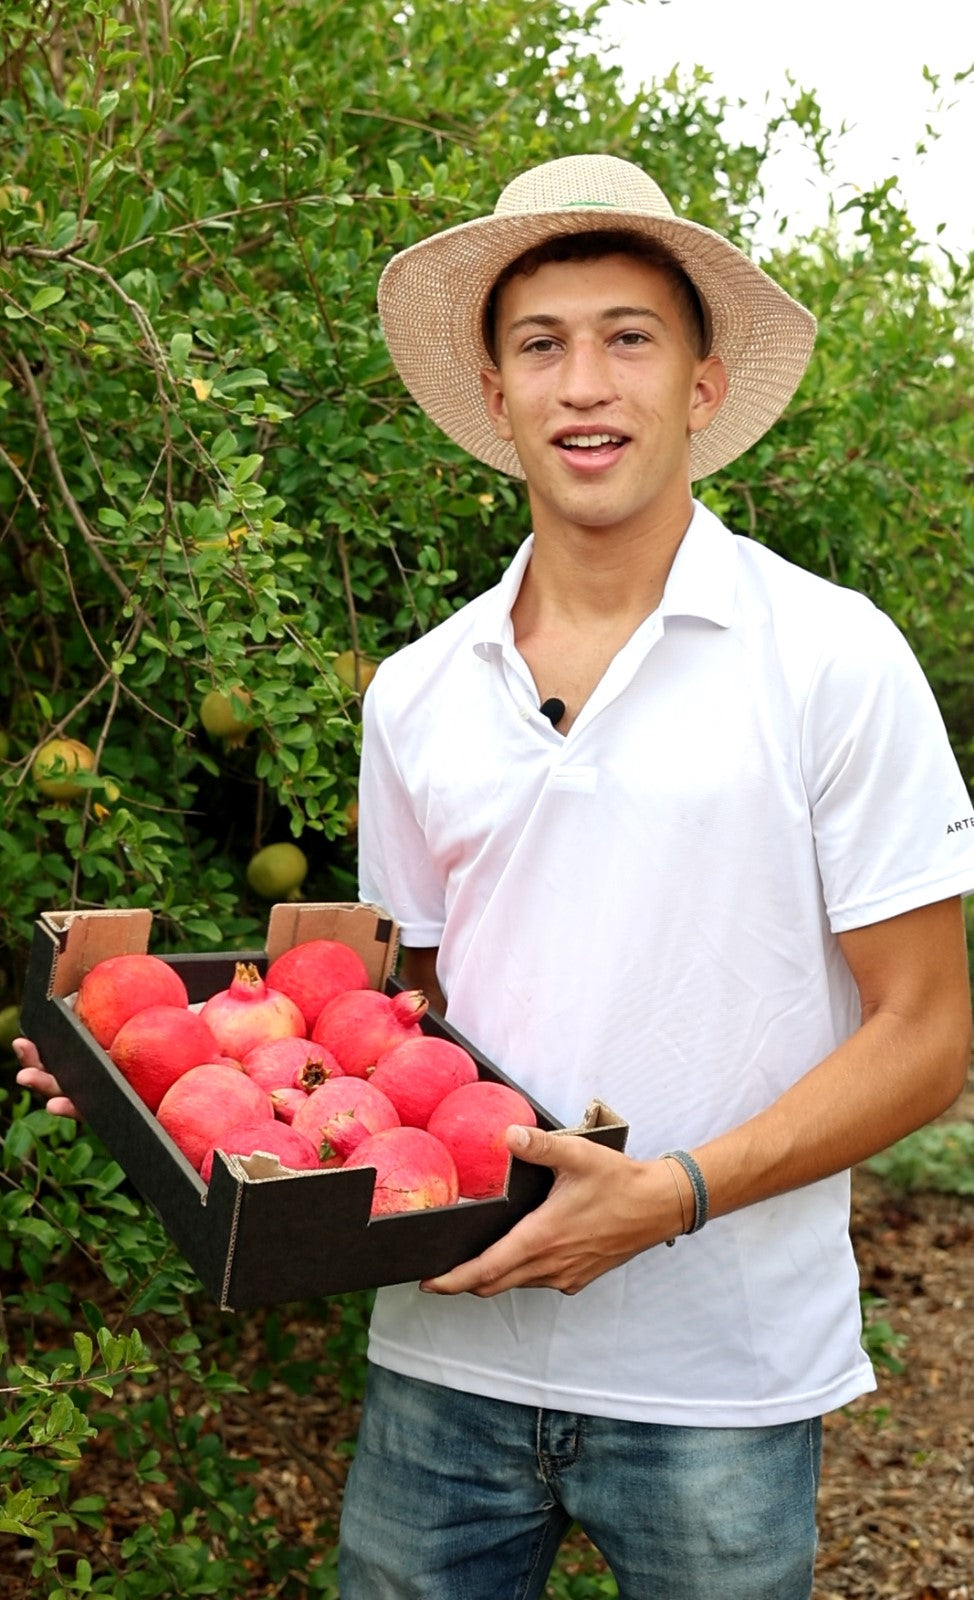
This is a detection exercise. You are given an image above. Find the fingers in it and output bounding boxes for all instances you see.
[504,1122,599,1172]
[419,1231,558,1298]
[420,1141,672,1298]
[12,1040,80,1119]
[417,1129,616,1294]
[419,1223,606,1298]
[504,1122,556,1163]
[12,1037,43,1073]
[15,1071,80,1119]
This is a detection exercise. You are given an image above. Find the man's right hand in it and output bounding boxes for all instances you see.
[13,1038,80,1118]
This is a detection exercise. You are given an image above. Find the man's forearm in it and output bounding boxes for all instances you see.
[692,897,971,1222]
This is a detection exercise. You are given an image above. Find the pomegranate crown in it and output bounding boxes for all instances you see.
[230,961,268,998]
[392,989,429,1024]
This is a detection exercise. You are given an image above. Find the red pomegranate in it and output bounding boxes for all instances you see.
[311,987,428,1078]
[75,953,188,1048]
[199,962,305,1060]
[368,1035,479,1128]
[427,1080,537,1199]
[156,1062,273,1170]
[292,1077,400,1166]
[343,1126,460,1214]
[241,1034,342,1093]
[109,1006,222,1113]
[200,1119,320,1183]
[265,937,370,1031]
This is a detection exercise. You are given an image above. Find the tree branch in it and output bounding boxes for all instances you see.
[14,351,135,603]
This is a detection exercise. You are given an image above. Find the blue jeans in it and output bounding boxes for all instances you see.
[338,1363,822,1599]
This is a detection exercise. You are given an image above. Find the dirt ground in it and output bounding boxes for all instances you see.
[813,1164,973,1599]
[810,1071,974,1600]
[3,1100,972,1598]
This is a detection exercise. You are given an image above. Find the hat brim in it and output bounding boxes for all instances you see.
[378,205,816,481]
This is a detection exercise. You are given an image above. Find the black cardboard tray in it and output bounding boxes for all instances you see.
[20,907,628,1309]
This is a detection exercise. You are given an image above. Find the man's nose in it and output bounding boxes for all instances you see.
[558,338,616,408]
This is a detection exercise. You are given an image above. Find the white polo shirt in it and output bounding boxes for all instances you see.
[357,501,974,1426]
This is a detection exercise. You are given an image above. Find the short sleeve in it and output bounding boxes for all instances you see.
[356,671,447,947]
[802,606,974,932]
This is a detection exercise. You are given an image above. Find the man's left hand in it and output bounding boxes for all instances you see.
[419,1126,679,1297]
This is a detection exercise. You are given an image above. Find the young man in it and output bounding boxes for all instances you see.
[339,155,974,1597]
[16,154,974,1597]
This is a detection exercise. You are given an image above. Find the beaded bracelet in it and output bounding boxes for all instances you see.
[660,1149,709,1235]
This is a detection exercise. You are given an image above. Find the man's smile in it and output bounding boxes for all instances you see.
[553,429,630,466]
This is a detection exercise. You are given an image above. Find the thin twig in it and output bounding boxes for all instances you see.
[221,1388,348,1495]
[0,440,44,512]
[14,351,135,603]
[336,528,362,662]
[69,671,124,904]
[343,104,472,148]
[0,226,97,261]
[740,482,758,537]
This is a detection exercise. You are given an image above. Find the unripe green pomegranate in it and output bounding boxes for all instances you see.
[0,1004,21,1056]
[31,737,96,801]
[199,687,253,746]
[246,841,309,900]
[333,650,379,694]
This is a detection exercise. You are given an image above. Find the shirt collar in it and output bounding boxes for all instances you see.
[472,537,534,659]
[471,500,738,660]
[661,499,738,628]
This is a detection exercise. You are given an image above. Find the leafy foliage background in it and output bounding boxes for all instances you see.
[0,1,971,1593]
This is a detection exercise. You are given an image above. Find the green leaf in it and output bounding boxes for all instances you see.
[30,285,66,314]
[215,367,268,392]
[230,454,263,484]
[170,331,193,374]
[72,1332,93,1375]
[210,429,238,462]
[116,192,145,249]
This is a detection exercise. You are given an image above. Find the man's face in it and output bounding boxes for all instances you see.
[481,253,726,541]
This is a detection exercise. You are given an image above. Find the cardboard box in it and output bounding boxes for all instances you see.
[20,904,628,1309]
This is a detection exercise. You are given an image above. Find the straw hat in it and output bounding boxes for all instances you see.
[377,153,816,481]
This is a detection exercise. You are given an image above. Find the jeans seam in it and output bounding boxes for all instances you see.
[512,1507,572,1600]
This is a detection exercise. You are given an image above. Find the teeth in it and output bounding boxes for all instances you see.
[560,433,623,448]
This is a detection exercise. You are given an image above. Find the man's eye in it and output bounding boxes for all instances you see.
[524,337,559,354]
[615,330,650,346]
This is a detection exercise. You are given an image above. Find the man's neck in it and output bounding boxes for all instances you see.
[509,498,696,730]
[518,495,695,627]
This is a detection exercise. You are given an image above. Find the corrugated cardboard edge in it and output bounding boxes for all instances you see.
[557,1098,626,1136]
[37,908,154,999]
[225,1151,318,1182]
[265,901,399,987]
[220,1177,247,1311]
[35,902,400,999]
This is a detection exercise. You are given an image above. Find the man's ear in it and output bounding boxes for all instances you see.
[688,355,728,436]
[481,366,514,442]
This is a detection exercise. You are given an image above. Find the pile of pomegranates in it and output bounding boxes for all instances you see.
[72,940,536,1213]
